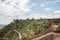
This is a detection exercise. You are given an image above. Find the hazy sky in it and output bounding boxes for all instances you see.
[0,0,60,24]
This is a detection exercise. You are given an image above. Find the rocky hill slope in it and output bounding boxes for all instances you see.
[0,19,60,40]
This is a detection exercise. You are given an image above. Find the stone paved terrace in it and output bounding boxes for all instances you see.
[28,32,60,40]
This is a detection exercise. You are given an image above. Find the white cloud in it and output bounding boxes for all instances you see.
[52,0,60,4]
[0,15,13,24]
[29,13,51,19]
[45,8,53,11]
[53,10,60,18]
[40,4,45,7]
[29,13,60,19]
[0,4,14,16]
[54,10,60,14]
[0,0,33,16]
[0,0,36,24]
[18,15,28,19]
[47,14,60,18]
[15,0,31,13]
[30,13,41,19]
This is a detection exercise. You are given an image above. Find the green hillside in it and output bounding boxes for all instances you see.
[0,18,60,40]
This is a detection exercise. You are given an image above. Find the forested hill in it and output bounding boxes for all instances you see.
[0,18,60,40]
